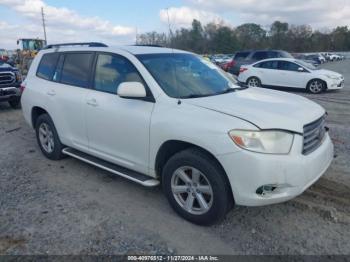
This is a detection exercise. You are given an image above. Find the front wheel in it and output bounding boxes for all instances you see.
[162,148,233,226]
[247,77,261,87]
[307,79,325,94]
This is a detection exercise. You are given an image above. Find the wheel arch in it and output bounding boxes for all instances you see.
[31,106,49,128]
[154,140,234,201]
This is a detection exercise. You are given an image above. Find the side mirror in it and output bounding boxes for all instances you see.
[117,82,146,98]
[298,67,304,72]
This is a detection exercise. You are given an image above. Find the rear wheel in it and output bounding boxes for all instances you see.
[35,114,65,160]
[307,79,325,94]
[247,77,261,87]
[162,148,233,226]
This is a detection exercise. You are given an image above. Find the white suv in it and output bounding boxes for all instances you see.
[21,43,334,225]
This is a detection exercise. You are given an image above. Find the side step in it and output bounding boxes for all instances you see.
[62,148,160,187]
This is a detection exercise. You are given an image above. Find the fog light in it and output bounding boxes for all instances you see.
[256,185,277,195]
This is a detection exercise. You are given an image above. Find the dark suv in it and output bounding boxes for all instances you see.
[0,61,22,108]
[227,50,293,75]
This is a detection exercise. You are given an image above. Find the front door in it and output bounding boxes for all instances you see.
[85,53,154,174]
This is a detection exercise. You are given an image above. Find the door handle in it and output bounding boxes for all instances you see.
[47,90,56,96]
[87,99,98,107]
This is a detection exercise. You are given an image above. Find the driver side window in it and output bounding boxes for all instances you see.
[278,61,301,72]
[94,54,143,94]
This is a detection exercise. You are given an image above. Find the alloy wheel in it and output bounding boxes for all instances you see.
[309,80,324,93]
[171,166,213,215]
[247,78,260,87]
[38,123,55,153]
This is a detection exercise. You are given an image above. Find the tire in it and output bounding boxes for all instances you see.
[8,97,21,109]
[162,148,233,226]
[307,79,326,94]
[35,114,65,160]
[246,77,261,88]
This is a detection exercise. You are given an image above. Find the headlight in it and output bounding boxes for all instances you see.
[325,74,339,80]
[229,130,294,154]
[15,72,22,82]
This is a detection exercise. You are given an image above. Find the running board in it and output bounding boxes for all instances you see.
[62,148,159,187]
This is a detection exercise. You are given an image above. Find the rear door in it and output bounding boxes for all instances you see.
[48,52,94,151]
[253,60,279,86]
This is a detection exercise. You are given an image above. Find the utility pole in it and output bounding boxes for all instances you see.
[41,7,47,44]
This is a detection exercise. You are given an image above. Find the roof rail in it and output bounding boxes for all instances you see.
[132,44,164,48]
[44,42,108,49]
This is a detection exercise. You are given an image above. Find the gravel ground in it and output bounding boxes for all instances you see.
[0,60,349,255]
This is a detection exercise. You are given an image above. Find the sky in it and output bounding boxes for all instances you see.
[0,0,349,49]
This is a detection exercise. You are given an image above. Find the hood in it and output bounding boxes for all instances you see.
[316,69,342,78]
[0,62,16,72]
[184,88,325,133]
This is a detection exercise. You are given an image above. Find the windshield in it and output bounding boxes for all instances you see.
[297,60,317,70]
[280,51,294,59]
[21,40,45,51]
[136,53,239,98]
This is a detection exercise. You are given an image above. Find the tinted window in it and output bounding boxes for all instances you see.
[278,61,300,71]
[278,51,293,58]
[94,54,143,94]
[60,53,93,88]
[255,60,278,69]
[37,53,60,80]
[234,52,250,60]
[252,51,268,61]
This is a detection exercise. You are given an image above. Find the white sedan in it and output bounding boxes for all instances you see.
[238,58,344,94]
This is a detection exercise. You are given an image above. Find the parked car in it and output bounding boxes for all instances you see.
[294,54,320,67]
[21,43,334,225]
[323,53,341,61]
[0,61,22,108]
[225,50,294,75]
[238,58,344,94]
[317,53,327,63]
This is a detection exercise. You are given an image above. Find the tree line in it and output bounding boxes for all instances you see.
[137,20,350,54]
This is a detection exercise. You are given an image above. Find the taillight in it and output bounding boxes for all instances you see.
[239,67,248,74]
[20,83,26,93]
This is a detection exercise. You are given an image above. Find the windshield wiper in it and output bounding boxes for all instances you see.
[218,88,237,95]
[179,94,212,99]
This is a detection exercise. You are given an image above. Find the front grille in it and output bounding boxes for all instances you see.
[0,72,15,85]
[303,115,326,155]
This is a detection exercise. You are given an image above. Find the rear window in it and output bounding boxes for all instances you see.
[37,53,60,80]
[234,52,250,60]
[60,53,94,88]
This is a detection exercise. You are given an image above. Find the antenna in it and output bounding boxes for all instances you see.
[41,7,47,44]
[166,8,181,104]
[135,27,138,45]
[166,8,172,47]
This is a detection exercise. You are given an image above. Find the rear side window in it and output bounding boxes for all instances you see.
[60,53,94,88]
[234,52,250,60]
[37,53,60,80]
[278,61,300,71]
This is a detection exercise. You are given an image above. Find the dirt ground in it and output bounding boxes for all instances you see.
[0,60,349,255]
